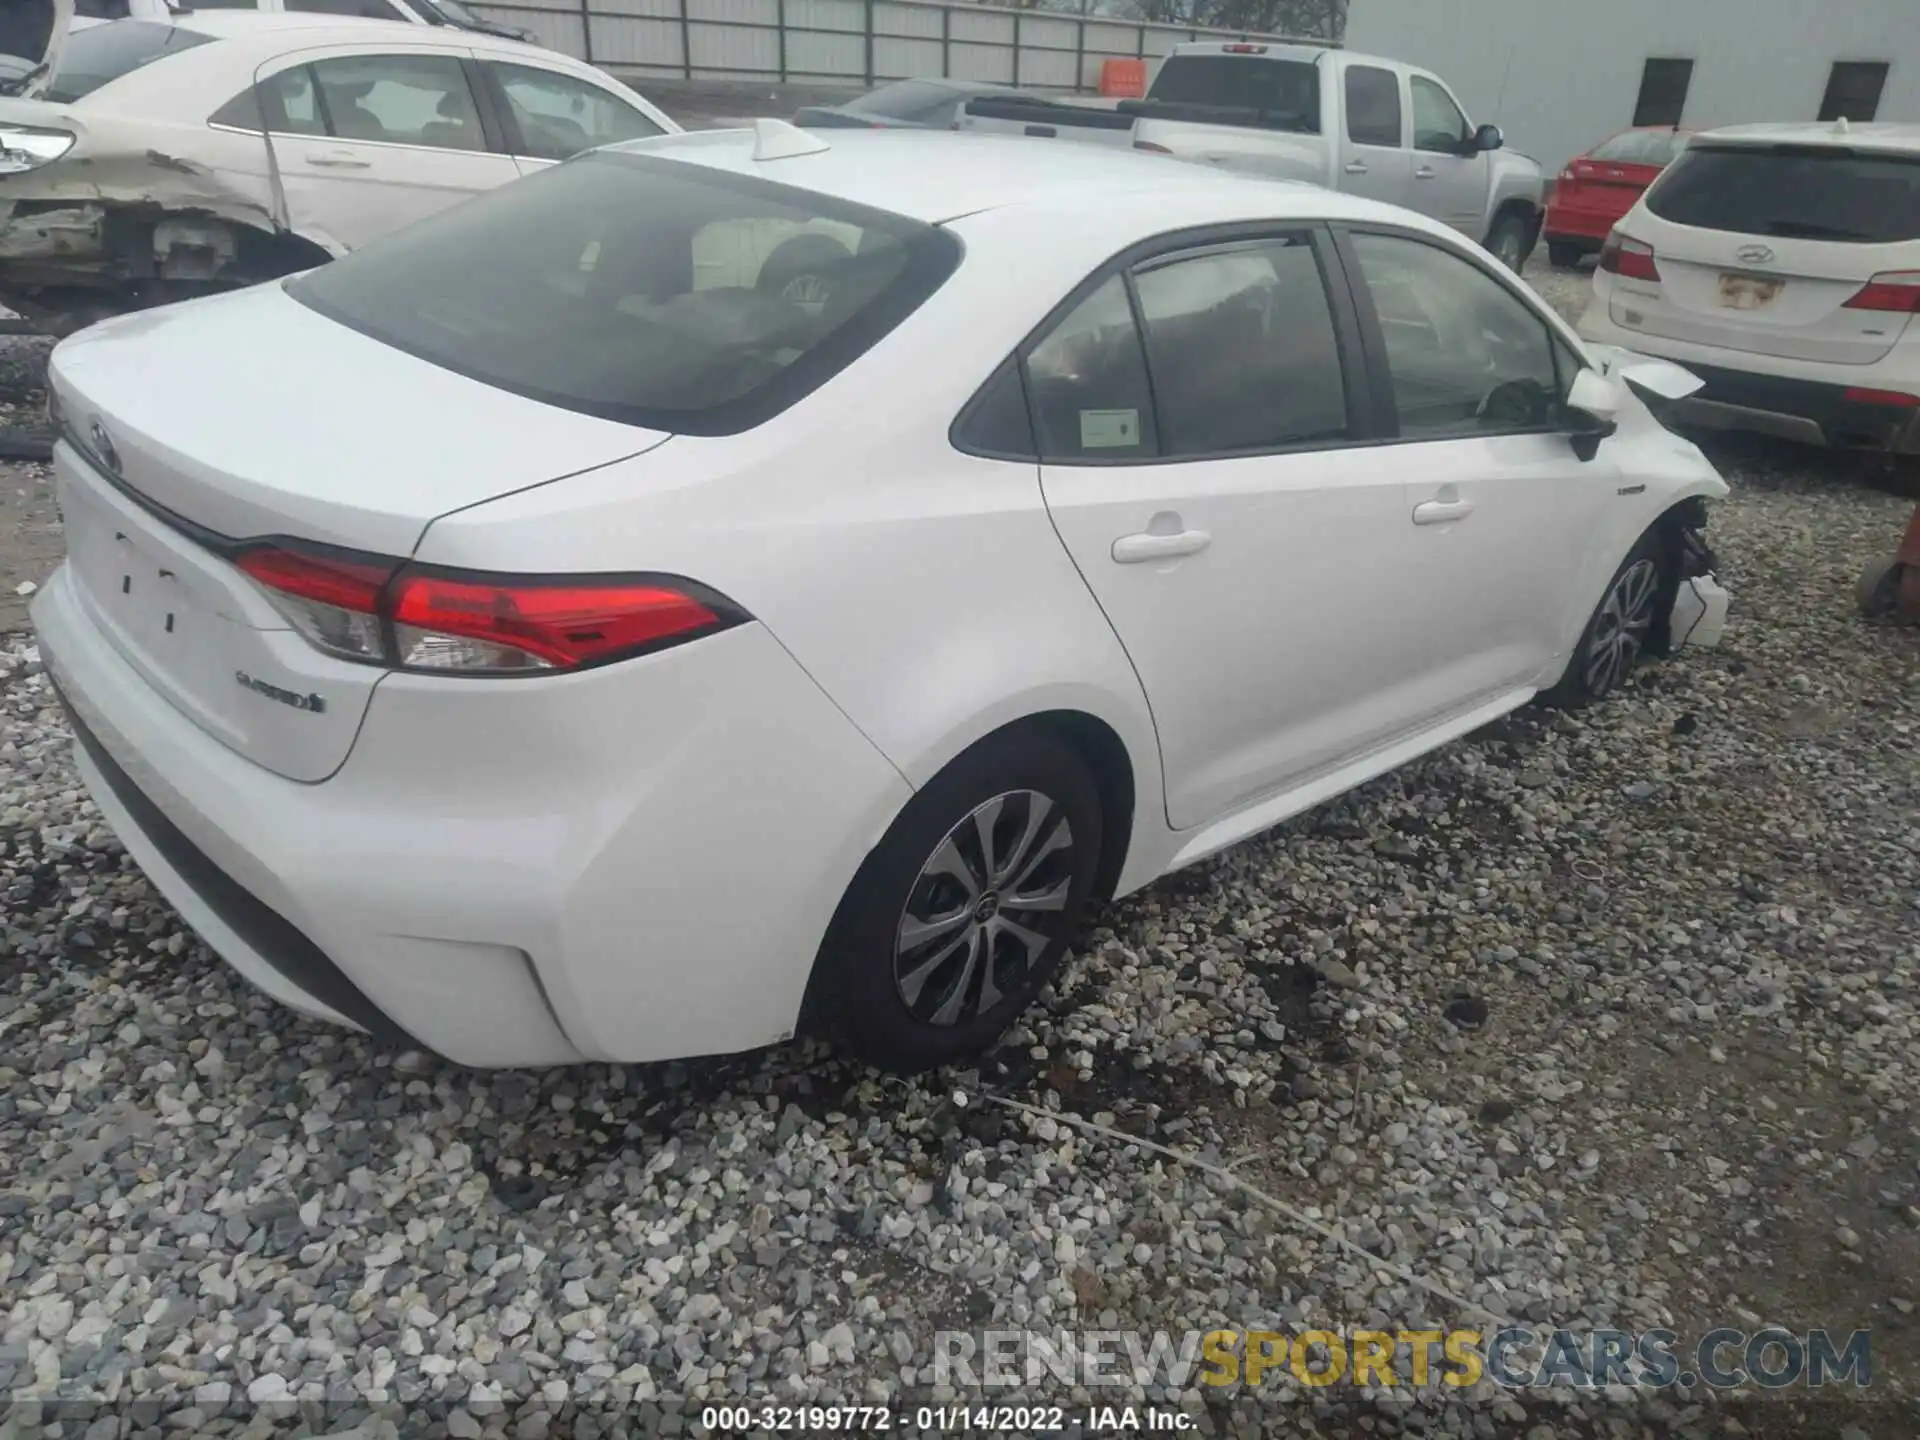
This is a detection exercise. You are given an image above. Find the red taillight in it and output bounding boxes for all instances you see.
[1134,139,1173,154]
[1842,271,1920,314]
[389,572,723,673]
[235,541,742,676]
[1842,386,1920,408]
[1222,43,1267,53]
[237,545,395,664]
[1599,231,1659,282]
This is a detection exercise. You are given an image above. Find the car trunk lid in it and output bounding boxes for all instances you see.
[49,282,667,781]
[1612,141,1920,365]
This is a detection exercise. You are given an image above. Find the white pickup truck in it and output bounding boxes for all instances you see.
[958,41,1546,271]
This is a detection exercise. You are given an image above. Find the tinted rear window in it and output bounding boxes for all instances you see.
[288,152,960,435]
[846,80,965,124]
[1148,55,1321,134]
[46,20,214,102]
[1646,145,1920,243]
[1590,130,1684,166]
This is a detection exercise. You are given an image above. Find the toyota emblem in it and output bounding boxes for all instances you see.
[88,417,119,475]
[1735,243,1776,265]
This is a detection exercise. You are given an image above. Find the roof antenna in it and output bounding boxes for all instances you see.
[1834,114,1851,134]
[751,118,832,162]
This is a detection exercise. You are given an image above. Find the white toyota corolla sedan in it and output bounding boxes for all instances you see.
[33,122,1731,1073]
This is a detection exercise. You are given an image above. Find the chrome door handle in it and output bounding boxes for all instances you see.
[1112,528,1212,563]
[1343,160,1368,174]
[1414,165,1436,179]
[1412,498,1475,525]
[307,151,371,169]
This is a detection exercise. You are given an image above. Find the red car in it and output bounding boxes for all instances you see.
[1543,128,1691,269]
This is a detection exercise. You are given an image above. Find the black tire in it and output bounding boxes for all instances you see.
[1546,531,1670,707]
[1485,212,1531,273]
[1547,241,1585,271]
[817,728,1102,1075]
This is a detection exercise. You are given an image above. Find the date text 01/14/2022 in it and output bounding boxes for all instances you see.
[699,1405,1196,1431]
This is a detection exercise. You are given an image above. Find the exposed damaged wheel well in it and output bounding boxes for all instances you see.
[1645,496,1717,658]
[0,200,336,336]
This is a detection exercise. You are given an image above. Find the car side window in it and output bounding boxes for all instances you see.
[249,65,327,137]
[1409,75,1467,154]
[1025,274,1158,461]
[286,0,408,18]
[488,61,665,161]
[1345,65,1402,148]
[1132,238,1348,455]
[309,53,488,151]
[1350,231,1562,438]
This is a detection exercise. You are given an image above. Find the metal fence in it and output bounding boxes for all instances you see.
[470,0,1329,92]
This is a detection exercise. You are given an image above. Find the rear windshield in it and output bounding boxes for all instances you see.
[1646,144,1920,243]
[846,80,965,123]
[288,152,960,435]
[46,20,214,103]
[1148,55,1321,134]
[1590,129,1684,166]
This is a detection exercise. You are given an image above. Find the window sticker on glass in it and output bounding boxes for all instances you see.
[1080,408,1142,449]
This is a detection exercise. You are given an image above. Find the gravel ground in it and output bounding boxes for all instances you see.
[2,259,1918,1440]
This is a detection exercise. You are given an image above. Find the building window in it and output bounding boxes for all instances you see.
[1819,61,1889,122]
[1632,58,1693,128]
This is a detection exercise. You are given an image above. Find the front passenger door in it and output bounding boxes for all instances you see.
[1035,232,1435,832]
[1341,228,1613,711]
[1408,74,1487,235]
[258,49,521,250]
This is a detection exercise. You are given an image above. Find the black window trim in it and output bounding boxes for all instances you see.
[473,55,658,162]
[949,220,1376,467]
[207,51,511,156]
[1330,221,1588,448]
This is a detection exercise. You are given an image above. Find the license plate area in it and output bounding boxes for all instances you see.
[66,480,204,654]
[1718,273,1783,310]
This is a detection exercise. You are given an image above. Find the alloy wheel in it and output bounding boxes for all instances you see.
[1583,557,1660,696]
[893,789,1075,1027]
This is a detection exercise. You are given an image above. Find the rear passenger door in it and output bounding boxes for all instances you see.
[1034,229,1438,831]
[254,47,521,250]
[1336,59,1411,209]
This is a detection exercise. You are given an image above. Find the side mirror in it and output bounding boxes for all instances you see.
[1472,123,1504,152]
[1564,367,1620,461]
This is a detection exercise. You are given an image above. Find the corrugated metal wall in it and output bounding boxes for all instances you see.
[471,0,1324,90]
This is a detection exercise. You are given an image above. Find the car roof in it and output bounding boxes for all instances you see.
[1690,121,1920,155]
[164,11,420,39]
[617,125,1448,231]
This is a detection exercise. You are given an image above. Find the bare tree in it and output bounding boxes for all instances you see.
[1112,0,1344,38]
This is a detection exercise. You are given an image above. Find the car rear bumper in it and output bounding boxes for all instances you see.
[1577,309,1920,454]
[1542,206,1618,245]
[33,564,913,1067]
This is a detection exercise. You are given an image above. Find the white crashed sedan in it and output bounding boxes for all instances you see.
[34,122,1730,1073]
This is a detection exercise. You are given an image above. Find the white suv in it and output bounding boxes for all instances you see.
[1578,122,1920,466]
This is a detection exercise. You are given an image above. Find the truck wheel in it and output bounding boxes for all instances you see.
[1547,241,1585,270]
[1486,213,1530,273]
